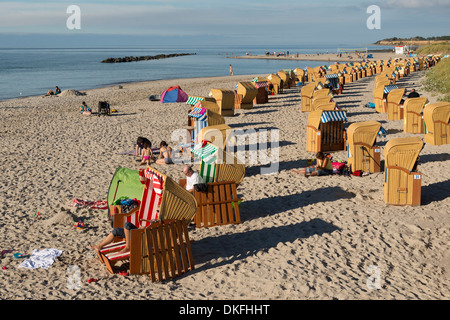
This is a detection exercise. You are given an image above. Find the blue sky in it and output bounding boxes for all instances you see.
[0,0,449,47]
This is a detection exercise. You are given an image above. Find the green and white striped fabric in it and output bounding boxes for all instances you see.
[186,96,205,105]
[199,161,216,183]
[191,143,218,183]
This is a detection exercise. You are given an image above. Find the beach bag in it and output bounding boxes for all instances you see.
[352,170,362,177]
[332,161,346,174]
[194,183,208,193]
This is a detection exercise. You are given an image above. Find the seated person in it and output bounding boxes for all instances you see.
[140,141,153,166]
[135,137,151,157]
[90,206,160,254]
[80,101,91,114]
[291,152,333,177]
[407,89,420,98]
[183,165,203,193]
[55,86,61,95]
[155,141,173,164]
[90,221,137,254]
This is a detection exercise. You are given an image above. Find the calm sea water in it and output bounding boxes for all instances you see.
[0,45,391,101]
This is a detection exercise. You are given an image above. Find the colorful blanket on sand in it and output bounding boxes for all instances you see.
[69,198,108,210]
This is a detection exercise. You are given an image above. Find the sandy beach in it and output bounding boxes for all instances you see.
[0,59,449,301]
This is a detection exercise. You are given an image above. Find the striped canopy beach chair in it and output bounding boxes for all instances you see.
[307,110,348,153]
[98,167,197,275]
[387,88,406,120]
[189,142,243,228]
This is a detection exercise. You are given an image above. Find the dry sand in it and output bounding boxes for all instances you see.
[0,61,449,300]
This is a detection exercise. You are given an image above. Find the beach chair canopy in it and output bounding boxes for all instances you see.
[141,167,198,222]
[404,97,428,114]
[387,88,405,101]
[384,137,424,173]
[384,84,399,94]
[423,102,450,128]
[107,166,145,213]
[186,95,215,106]
[307,110,347,129]
[190,142,245,185]
[198,124,231,151]
[347,121,381,148]
[160,86,189,103]
[237,82,258,103]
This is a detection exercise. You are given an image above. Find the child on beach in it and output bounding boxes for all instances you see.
[80,101,91,114]
[140,141,153,166]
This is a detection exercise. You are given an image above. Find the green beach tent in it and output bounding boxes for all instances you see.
[107,166,145,217]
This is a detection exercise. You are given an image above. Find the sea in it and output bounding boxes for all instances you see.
[0,44,393,101]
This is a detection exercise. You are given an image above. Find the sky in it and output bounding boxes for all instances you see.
[0,0,449,47]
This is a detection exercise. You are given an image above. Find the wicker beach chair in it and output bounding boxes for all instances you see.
[197,124,232,152]
[266,74,283,94]
[423,102,450,145]
[252,81,269,104]
[373,86,387,113]
[294,68,305,83]
[346,121,382,173]
[300,83,316,112]
[387,88,406,120]
[187,105,225,145]
[384,137,424,206]
[403,97,428,134]
[210,88,235,116]
[98,167,197,275]
[235,82,258,109]
[277,70,290,89]
[311,96,334,111]
[306,110,347,153]
[188,142,244,228]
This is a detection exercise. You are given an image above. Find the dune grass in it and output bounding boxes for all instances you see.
[423,58,450,102]
[417,43,450,102]
[416,42,450,55]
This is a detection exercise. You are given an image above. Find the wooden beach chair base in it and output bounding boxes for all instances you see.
[98,220,195,281]
[193,181,242,228]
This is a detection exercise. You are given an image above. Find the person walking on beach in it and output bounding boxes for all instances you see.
[229,64,234,76]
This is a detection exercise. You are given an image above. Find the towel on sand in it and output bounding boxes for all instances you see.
[69,198,108,210]
[18,249,63,269]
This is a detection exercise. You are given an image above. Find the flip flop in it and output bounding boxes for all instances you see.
[1,250,13,256]
[13,253,29,259]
